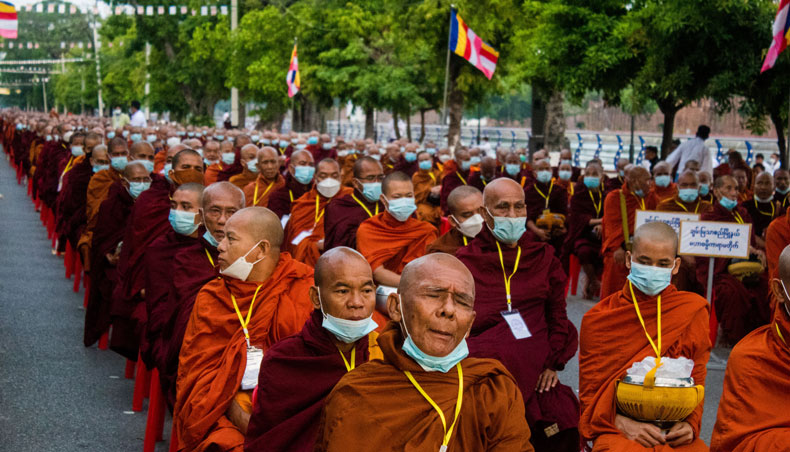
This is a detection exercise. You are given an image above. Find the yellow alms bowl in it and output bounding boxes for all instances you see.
[616,381,704,423]
[727,261,764,280]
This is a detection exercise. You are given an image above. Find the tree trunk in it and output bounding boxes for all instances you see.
[543,90,565,152]
[447,82,464,150]
[393,111,401,139]
[658,100,680,159]
[529,87,546,159]
[406,109,412,142]
[770,109,786,169]
[364,107,375,139]
[419,109,426,143]
[292,97,300,133]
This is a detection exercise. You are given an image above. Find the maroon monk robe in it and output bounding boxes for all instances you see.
[157,236,219,409]
[308,145,337,162]
[33,140,64,207]
[455,227,580,447]
[216,149,242,182]
[467,171,493,192]
[742,197,783,240]
[245,310,374,452]
[55,158,93,249]
[268,173,312,219]
[83,182,134,347]
[560,184,604,273]
[323,191,380,250]
[604,174,624,193]
[393,156,418,177]
[525,179,569,255]
[439,169,472,215]
[110,174,173,361]
[696,201,771,345]
[139,228,199,370]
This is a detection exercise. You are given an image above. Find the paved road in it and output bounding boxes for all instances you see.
[0,155,724,451]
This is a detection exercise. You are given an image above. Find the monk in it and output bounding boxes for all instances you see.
[242,147,284,207]
[710,245,790,452]
[579,222,711,451]
[555,160,576,200]
[561,161,606,299]
[229,144,260,190]
[696,175,769,346]
[773,168,790,208]
[605,158,629,192]
[600,166,656,298]
[556,148,581,182]
[697,171,714,204]
[356,171,438,288]
[412,150,442,228]
[501,151,531,188]
[394,143,419,176]
[159,182,245,409]
[175,207,314,451]
[767,202,790,280]
[245,247,383,452]
[282,159,351,267]
[315,253,534,451]
[647,161,678,206]
[743,171,781,246]
[439,148,472,214]
[324,156,384,250]
[426,185,483,255]
[215,139,243,182]
[525,158,568,255]
[268,149,315,219]
[203,140,225,185]
[468,156,497,191]
[733,167,752,202]
[83,162,150,347]
[455,178,579,451]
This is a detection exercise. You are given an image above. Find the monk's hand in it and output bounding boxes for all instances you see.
[615,414,665,448]
[592,224,602,238]
[665,421,693,446]
[429,185,441,196]
[225,399,250,434]
[316,239,325,252]
[752,248,767,269]
[535,369,558,393]
[613,248,626,265]
[534,229,550,242]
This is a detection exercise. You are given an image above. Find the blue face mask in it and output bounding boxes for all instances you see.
[318,289,378,343]
[519,154,526,163]
[203,229,219,248]
[296,144,307,150]
[221,152,235,165]
[46,135,52,141]
[619,170,626,178]
[505,163,521,177]
[107,132,115,139]
[169,209,199,236]
[584,176,600,189]
[322,143,333,150]
[293,165,315,185]
[360,182,381,202]
[720,196,738,211]
[279,140,289,148]
[469,156,481,165]
[425,148,437,155]
[561,159,573,166]
[133,159,153,173]
[131,133,142,143]
[628,261,674,296]
[307,136,319,145]
[262,139,271,145]
[146,134,157,143]
[486,207,526,244]
[111,156,128,171]
[251,135,260,142]
[699,184,710,196]
[399,297,468,373]
[418,160,432,171]
[721,155,729,164]
[246,160,259,173]
[188,132,195,137]
[128,181,150,199]
[654,175,671,188]
[678,188,699,203]
[404,152,417,163]
[777,186,790,195]
[536,170,553,184]
[71,146,84,157]
[386,197,417,222]
[93,164,109,173]
[633,189,645,198]
[163,163,173,182]
[216,135,225,140]
[559,170,572,181]
[460,160,472,171]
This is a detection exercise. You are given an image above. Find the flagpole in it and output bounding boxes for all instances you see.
[786,88,790,169]
[441,5,455,130]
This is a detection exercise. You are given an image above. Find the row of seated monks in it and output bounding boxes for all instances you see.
[3,109,788,452]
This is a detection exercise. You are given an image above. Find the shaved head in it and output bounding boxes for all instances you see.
[483,177,524,207]
[353,156,383,178]
[447,185,483,216]
[174,182,205,204]
[715,175,736,190]
[314,246,370,288]
[203,181,245,209]
[382,171,412,196]
[123,161,147,179]
[311,246,376,321]
[779,245,790,284]
[226,207,283,249]
[632,221,678,256]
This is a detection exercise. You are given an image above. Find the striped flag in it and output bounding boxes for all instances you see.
[287,43,300,98]
[762,0,790,72]
[448,9,499,80]
[0,1,18,39]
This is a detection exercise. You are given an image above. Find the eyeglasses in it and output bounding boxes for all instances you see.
[357,174,385,183]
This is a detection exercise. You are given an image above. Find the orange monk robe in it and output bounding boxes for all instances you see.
[204,162,225,186]
[655,196,712,294]
[315,322,534,452]
[426,227,469,255]
[412,168,443,228]
[356,211,438,275]
[340,154,358,187]
[738,189,753,203]
[242,174,285,208]
[647,183,678,207]
[77,168,124,268]
[174,254,314,452]
[710,303,790,452]
[766,209,790,280]
[600,183,657,298]
[228,170,258,191]
[153,150,167,174]
[579,284,711,451]
[283,186,353,267]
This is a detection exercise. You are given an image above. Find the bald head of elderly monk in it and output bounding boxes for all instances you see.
[201,181,245,246]
[447,185,484,238]
[217,207,284,282]
[480,178,527,247]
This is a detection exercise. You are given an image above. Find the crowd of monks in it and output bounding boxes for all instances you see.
[3,108,789,452]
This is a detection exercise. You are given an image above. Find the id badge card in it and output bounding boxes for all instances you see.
[291,228,313,246]
[241,346,264,390]
[501,310,532,340]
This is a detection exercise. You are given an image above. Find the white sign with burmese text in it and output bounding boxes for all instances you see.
[635,210,700,235]
[678,221,751,259]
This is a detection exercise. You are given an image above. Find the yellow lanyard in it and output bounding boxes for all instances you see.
[352,194,378,218]
[336,345,356,372]
[204,248,215,267]
[278,146,286,155]
[635,194,646,210]
[674,199,700,213]
[534,179,554,209]
[429,172,437,184]
[569,183,574,197]
[520,176,527,188]
[481,178,487,187]
[62,155,75,176]
[628,281,662,365]
[437,162,444,172]
[775,322,788,348]
[230,284,264,347]
[404,363,463,452]
[754,199,775,218]
[589,190,602,217]
[455,171,467,185]
[495,242,522,312]
[462,236,468,246]
[253,181,275,205]
[314,194,326,224]
[288,189,294,202]
[733,211,744,224]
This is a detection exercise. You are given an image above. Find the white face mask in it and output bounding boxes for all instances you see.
[219,240,264,281]
[453,213,484,238]
[316,177,341,198]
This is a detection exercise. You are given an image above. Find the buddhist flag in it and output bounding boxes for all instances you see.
[287,43,300,98]
[448,9,498,80]
[762,0,790,72]
[0,1,18,39]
